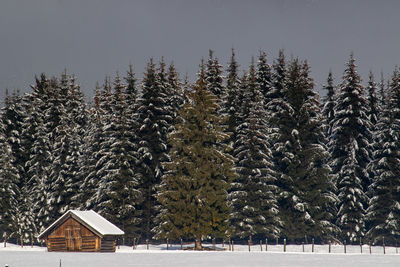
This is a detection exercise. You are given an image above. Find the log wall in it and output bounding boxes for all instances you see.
[46,217,100,252]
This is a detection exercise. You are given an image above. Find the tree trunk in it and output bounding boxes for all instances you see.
[195,239,202,250]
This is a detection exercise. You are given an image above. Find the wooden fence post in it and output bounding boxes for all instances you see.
[212,238,216,250]
[59,259,62,267]
[265,238,268,251]
[222,239,224,248]
[260,240,262,251]
[383,237,385,254]
[248,239,251,252]
[312,238,314,253]
[4,233,6,248]
[369,242,371,254]
[360,237,362,254]
[283,239,286,252]
[344,240,346,254]
[180,238,183,250]
[31,233,33,248]
[276,237,278,245]
[167,238,169,250]
[328,240,331,253]
[21,233,23,248]
[232,240,234,251]
[146,239,149,250]
[228,239,231,251]
[302,242,304,252]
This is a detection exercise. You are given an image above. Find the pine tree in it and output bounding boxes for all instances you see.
[225,48,241,150]
[230,61,279,240]
[366,71,379,125]
[167,63,185,123]
[206,50,225,101]
[155,62,235,249]
[277,59,337,242]
[366,68,400,245]
[322,71,336,138]
[256,50,273,107]
[23,74,53,234]
[2,90,26,179]
[95,74,142,241]
[379,72,387,108]
[0,114,19,235]
[331,54,372,241]
[136,59,170,240]
[78,83,104,210]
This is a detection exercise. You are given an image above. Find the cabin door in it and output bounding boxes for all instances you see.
[65,226,82,251]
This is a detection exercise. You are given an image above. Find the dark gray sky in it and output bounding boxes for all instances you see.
[1,0,399,100]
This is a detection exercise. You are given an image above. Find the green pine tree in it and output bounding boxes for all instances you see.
[155,61,235,249]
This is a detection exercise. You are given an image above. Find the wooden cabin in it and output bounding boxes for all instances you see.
[38,210,124,252]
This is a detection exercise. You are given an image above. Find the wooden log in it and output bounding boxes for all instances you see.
[312,238,314,253]
[283,239,286,252]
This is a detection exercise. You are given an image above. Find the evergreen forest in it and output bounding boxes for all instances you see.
[1,50,399,248]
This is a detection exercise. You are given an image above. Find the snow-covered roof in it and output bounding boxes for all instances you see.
[38,210,124,239]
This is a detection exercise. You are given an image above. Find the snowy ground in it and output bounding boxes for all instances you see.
[1,243,400,267]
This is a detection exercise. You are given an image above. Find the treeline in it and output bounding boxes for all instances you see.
[0,49,399,248]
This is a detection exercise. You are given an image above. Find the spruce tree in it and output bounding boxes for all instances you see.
[277,59,337,242]
[322,71,336,138]
[366,71,379,125]
[167,63,185,123]
[379,72,387,108]
[0,115,19,235]
[155,62,235,249]
[136,59,170,240]
[78,84,105,210]
[23,74,53,234]
[230,61,279,240]
[366,68,400,245]
[330,54,372,241]
[256,50,273,107]
[225,48,241,152]
[95,74,142,241]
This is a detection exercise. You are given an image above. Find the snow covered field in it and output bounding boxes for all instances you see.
[1,243,400,267]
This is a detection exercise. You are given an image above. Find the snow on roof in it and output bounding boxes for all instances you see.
[38,210,124,239]
[70,210,124,236]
